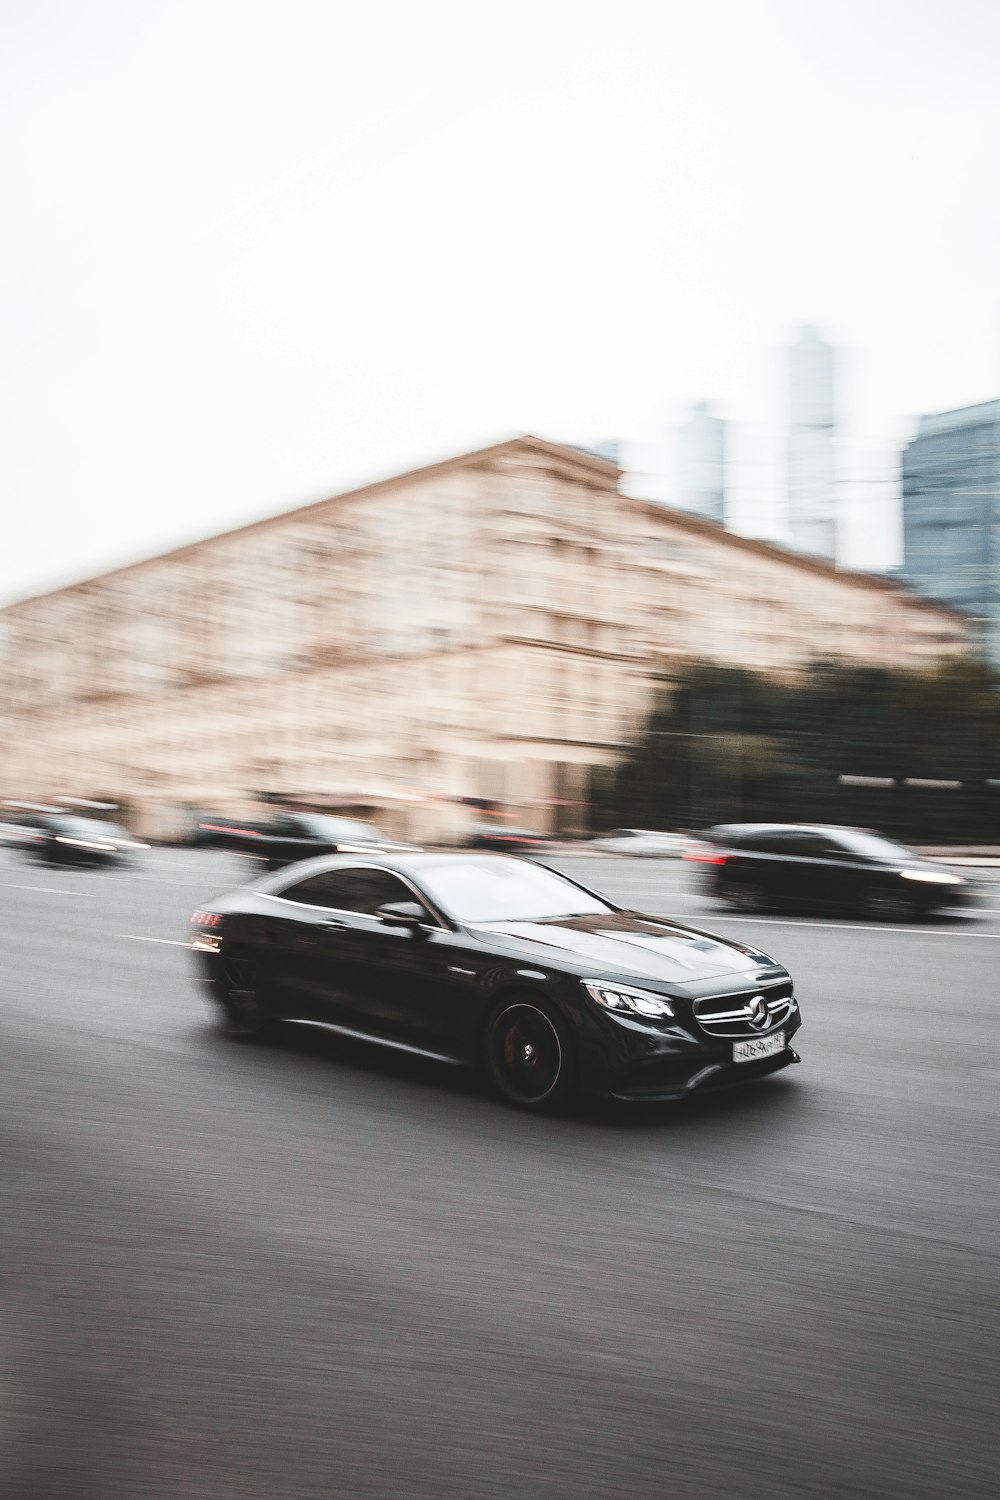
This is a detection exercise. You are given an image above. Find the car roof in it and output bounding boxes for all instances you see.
[706,822,878,839]
[474,825,544,834]
[254,847,549,889]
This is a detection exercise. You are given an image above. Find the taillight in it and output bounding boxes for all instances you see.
[190,911,221,927]
[682,852,728,865]
[199,823,262,838]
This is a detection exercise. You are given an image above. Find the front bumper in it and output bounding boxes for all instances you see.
[578,1004,803,1102]
[605,1043,801,1102]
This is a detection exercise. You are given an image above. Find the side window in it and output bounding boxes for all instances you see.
[743,833,791,855]
[331,869,423,914]
[785,834,838,857]
[279,872,346,907]
[280,867,427,916]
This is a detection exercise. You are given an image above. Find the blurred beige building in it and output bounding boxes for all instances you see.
[0,436,969,839]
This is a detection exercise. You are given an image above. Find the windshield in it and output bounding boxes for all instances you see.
[419,856,613,923]
[57,817,128,838]
[830,829,914,861]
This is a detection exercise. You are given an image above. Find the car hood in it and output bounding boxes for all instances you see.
[472,910,779,985]
[877,854,962,874]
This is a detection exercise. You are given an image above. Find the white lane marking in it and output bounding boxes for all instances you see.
[0,882,97,896]
[936,857,1000,867]
[119,934,189,946]
[693,914,1000,938]
[4,871,227,889]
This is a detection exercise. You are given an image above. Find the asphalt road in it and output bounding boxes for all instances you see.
[1,847,998,1499]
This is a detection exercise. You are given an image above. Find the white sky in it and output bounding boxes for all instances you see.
[2,0,999,602]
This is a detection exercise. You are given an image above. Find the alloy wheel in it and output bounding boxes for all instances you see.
[724,878,760,912]
[864,888,916,923]
[487,1002,566,1108]
[218,956,273,1039]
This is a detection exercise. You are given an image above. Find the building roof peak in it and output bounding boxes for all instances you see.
[915,399,1000,437]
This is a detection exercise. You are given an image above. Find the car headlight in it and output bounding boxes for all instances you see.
[899,869,964,885]
[582,980,674,1019]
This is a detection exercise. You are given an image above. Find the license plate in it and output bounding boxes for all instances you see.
[733,1031,785,1064]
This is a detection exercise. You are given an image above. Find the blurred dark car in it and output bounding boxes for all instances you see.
[237,811,415,871]
[465,825,550,852]
[189,814,272,849]
[687,823,968,919]
[22,814,149,867]
[189,851,801,1109]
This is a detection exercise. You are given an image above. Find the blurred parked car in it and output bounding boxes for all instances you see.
[224,811,414,871]
[190,850,802,1109]
[21,814,150,867]
[0,819,37,848]
[687,822,968,919]
[465,826,551,852]
[188,814,272,849]
[591,828,693,857]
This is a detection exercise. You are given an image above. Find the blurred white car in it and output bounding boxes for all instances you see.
[591,828,693,857]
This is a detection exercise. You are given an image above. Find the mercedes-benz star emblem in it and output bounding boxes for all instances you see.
[747,995,769,1030]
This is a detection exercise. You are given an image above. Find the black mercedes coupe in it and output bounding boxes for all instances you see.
[189,852,802,1110]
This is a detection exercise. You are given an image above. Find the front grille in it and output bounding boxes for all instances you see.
[694,983,794,1038]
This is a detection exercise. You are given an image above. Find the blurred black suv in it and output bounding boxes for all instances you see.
[687,823,968,919]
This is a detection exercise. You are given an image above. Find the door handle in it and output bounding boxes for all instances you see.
[318,918,349,932]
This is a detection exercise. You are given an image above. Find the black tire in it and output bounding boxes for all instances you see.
[212,952,280,1042]
[863,887,919,922]
[483,994,575,1112]
[721,876,762,913]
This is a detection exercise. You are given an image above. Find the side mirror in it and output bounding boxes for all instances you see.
[377,900,430,932]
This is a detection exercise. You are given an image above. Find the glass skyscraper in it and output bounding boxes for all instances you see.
[900,399,1000,666]
[676,401,727,525]
[786,326,838,561]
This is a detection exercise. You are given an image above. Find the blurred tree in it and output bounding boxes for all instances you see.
[605,657,1000,843]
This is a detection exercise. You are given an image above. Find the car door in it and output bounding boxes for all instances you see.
[302,866,478,1050]
[270,813,333,868]
[773,831,847,908]
[262,869,362,1022]
[264,813,299,868]
[811,833,884,910]
[723,831,796,904]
